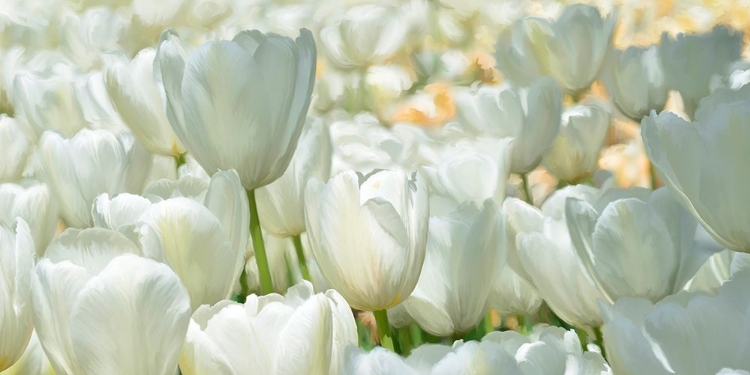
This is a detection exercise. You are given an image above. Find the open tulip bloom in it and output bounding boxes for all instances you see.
[4,0,750,373]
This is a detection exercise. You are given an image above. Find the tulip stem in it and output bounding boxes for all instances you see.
[649,162,659,189]
[247,189,273,295]
[373,309,399,353]
[292,234,311,282]
[521,173,533,205]
[594,326,607,359]
[174,153,186,169]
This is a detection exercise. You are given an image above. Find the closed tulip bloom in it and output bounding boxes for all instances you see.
[137,172,248,310]
[603,45,668,121]
[453,77,562,174]
[508,186,607,328]
[407,340,519,374]
[421,138,512,215]
[319,3,412,69]
[341,346,418,375]
[602,271,750,375]
[38,129,152,228]
[0,183,57,257]
[542,101,610,183]
[496,4,616,94]
[404,200,505,336]
[660,26,742,117]
[490,266,543,316]
[256,117,332,237]
[31,229,191,375]
[305,169,428,311]
[0,219,34,372]
[12,71,87,139]
[0,116,31,183]
[180,281,357,375]
[565,187,720,304]
[104,48,185,157]
[642,86,750,253]
[158,28,316,190]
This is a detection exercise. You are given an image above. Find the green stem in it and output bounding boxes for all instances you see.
[518,314,532,334]
[521,173,534,205]
[174,153,186,169]
[373,310,399,353]
[247,189,273,295]
[397,326,413,356]
[292,234,311,282]
[409,324,423,347]
[483,313,494,335]
[649,161,659,189]
[594,326,607,359]
[576,328,588,352]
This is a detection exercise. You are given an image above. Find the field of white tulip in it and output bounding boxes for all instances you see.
[2,0,750,374]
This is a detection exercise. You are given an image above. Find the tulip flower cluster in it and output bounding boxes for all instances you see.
[2,0,750,374]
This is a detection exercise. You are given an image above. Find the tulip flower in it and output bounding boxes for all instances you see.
[642,85,750,253]
[542,101,610,183]
[404,200,505,336]
[104,48,185,157]
[12,71,87,139]
[1,331,53,375]
[490,266,543,316]
[565,187,721,304]
[659,25,742,117]
[37,129,152,228]
[0,116,31,183]
[453,77,562,175]
[0,183,57,257]
[0,219,34,372]
[602,270,750,375]
[602,45,668,121]
[137,173,248,310]
[180,281,357,375]
[31,229,191,375]
[495,4,616,94]
[157,28,316,295]
[305,169,428,351]
[507,186,607,329]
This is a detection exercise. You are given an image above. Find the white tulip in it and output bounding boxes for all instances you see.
[490,266,543,316]
[305,169,428,311]
[405,200,505,336]
[542,101,610,183]
[256,117,332,237]
[319,3,412,69]
[0,116,31,183]
[0,219,34,372]
[642,85,750,253]
[340,346,418,375]
[11,71,87,139]
[0,183,57,257]
[158,28,316,190]
[508,186,607,328]
[453,78,562,174]
[31,229,191,375]
[137,190,248,310]
[1,331,53,375]
[104,48,185,156]
[37,129,152,228]
[565,187,720,304]
[602,270,750,375]
[421,138,512,215]
[496,4,616,94]
[407,341,519,374]
[660,25,742,117]
[180,281,357,375]
[603,45,668,121]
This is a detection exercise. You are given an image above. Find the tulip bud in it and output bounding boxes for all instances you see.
[104,48,185,157]
[38,129,152,228]
[157,28,316,190]
[659,25,742,117]
[0,183,57,257]
[305,169,428,311]
[180,281,357,375]
[0,116,31,183]
[404,200,505,336]
[603,45,668,121]
[256,117,332,237]
[31,229,191,375]
[542,101,610,183]
[642,85,750,254]
[0,219,34,372]
[12,71,87,139]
